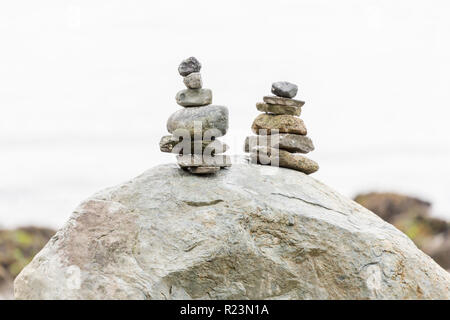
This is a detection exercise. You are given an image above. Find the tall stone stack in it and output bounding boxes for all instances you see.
[159,57,231,174]
[244,81,319,174]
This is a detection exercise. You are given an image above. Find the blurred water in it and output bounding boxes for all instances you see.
[1,136,449,228]
[1,0,450,227]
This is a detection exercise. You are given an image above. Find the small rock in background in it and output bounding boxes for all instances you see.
[354,192,450,271]
[183,72,202,89]
[271,81,298,98]
[178,57,202,76]
[0,226,55,299]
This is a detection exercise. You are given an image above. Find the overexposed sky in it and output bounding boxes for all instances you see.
[1,0,450,227]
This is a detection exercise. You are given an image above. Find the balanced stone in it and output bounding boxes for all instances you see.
[187,166,220,174]
[177,154,231,168]
[183,72,202,89]
[250,146,319,174]
[263,96,305,108]
[167,105,229,138]
[271,81,298,98]
[159,135,228,154]
[244,134,314,153]
[251,114,307,135]
[176,89,212,107]
[178,57,202,76]
[256,102,301,116]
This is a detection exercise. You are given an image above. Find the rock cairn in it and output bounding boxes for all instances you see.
[244,81,319,174]
[160,57,231,174]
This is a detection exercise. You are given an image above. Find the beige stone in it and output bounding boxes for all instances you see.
[14,161,450,300]
[251,114,307,135]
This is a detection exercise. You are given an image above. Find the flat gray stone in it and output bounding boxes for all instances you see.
[178,57,202,76]
[256,102,301,116]
[187,166,221,175]
[183,72,202,89]
[167,105,229,138]
[177,154,231,168]
[271,81,298,98]
[263,95,305,108]
[15,161,450,299]
[159,135,228,155]
[244,134,314,153]
[176,89,212,107]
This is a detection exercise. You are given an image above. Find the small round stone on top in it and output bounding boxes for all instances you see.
[178,57,202,76]
[271,81,298,98]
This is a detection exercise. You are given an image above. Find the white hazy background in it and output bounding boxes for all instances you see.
[1,0,450,228]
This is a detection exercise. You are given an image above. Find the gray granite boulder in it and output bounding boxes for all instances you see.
[14,161,450,299]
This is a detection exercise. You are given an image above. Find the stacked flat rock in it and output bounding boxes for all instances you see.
[244,81,319,174]
[159,57,231,174]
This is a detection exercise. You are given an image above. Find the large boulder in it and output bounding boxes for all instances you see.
[14,161,450,299]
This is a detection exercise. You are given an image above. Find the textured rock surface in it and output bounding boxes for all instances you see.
[178,57,201,76]
[167,105,228,138]
[263,95,305,107]
[14,161,450,300]
[176,89,212,107]
[244,134,314,153]
[271,81,298,98]
[159,135,228,155]
[252,114,307,135]
[256,102,301,116]
[183,72,202,89]
[250,147,319,174]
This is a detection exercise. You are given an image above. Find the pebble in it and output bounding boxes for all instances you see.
[176,88,212,107]
[271,81,298,98]
[244,134,314,153]
[256,102,301,116]
[263,96,305,108]
[251,114,307,135]
[183,72,202,89]
[178,57,202,76]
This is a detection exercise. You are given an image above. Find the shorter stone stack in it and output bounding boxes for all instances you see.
[244,81,319,174]
[160,57,231,174]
